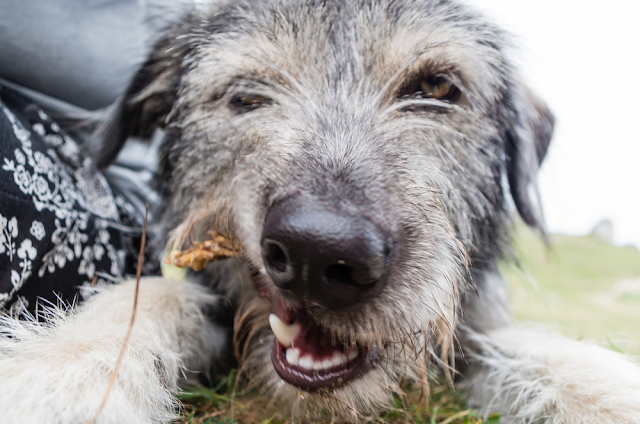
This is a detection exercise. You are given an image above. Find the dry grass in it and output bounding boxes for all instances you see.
[177,371,500,424]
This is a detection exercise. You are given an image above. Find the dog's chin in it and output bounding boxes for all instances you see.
[250,270,375,391]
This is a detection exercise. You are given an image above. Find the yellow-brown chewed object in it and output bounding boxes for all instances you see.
[166,232,241,271]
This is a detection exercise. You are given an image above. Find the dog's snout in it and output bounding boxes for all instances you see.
[261,196,390,309]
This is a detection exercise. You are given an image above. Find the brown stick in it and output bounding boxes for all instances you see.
[166,231,240,271]
[85,204,148,424]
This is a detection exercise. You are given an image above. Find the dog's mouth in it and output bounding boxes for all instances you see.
[252,272,370,390]
[268,304,369,391]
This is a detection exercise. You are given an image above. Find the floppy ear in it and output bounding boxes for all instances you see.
[503,81,555,233]
[86,34,190,169]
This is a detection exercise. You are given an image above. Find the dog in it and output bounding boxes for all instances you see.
[2,0,640,422]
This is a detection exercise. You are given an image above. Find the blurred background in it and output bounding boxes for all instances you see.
[468,0,640,248]
[467,0,640,354]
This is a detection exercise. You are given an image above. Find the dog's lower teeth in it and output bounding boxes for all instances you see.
[285,348,358,370]
[285,347,300,366]
[299,355,314,369]
[331,351,348,366]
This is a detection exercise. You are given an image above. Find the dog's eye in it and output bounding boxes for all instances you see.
[419,76,457,100]
[401,75,460,102]
[229,93,272,111]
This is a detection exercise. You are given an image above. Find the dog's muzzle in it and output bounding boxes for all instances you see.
[258,195,394,390]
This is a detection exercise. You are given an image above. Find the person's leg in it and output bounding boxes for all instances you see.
[0,86,129,316]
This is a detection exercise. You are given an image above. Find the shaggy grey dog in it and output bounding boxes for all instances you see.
[2,0,640,423]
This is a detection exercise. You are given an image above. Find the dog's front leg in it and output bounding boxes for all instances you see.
[0,277,226,424]
[460,272,640,424]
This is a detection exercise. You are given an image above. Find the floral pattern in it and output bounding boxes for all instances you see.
[30,220,46,241]
[0,88,132,315]
[2,103,117,221]
[0,214,38,306]
[0,214,18,261]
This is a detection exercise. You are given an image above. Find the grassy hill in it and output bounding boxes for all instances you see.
[503,225,640,355]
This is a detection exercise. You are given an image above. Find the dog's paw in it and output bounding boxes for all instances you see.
[464,328,640,424]
[0,277,225,424]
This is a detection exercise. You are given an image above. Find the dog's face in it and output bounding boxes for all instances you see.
[92,0,553,417]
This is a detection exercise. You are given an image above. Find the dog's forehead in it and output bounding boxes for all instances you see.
[186,0,506,102]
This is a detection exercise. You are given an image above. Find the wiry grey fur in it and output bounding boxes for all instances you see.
[2,0,640,422]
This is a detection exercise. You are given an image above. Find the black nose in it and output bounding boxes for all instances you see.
[261,196,390,309]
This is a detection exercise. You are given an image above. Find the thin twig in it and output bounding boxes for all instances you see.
[85,203,149,424]
[438,409,473,424]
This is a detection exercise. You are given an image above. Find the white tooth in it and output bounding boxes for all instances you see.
[347,348,358,361]
[299,355,314,370]
[269,314,301,348]
[285,348,300,366]
[313,360,323,370]
[322,358,334,369]
[331,351,347,366]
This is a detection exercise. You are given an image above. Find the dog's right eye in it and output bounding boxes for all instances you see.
[229,93,272,112]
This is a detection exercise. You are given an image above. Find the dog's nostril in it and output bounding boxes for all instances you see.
[324,263,355,287]
[324,263,376,287]
[263,240,288,273]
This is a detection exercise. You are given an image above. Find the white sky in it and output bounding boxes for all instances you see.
[465,0,640,247]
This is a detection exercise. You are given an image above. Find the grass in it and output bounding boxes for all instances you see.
[175,225,640,422]
[179,373,500,424]
[503,225,640,355]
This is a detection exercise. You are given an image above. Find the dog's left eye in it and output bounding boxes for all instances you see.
[400,75,460,102]
[230,93,272,111]
[419,76,457,100]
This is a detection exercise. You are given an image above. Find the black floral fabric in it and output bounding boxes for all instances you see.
[0,86,139,316]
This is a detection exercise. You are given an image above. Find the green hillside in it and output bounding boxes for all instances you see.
[503,225,640,355]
